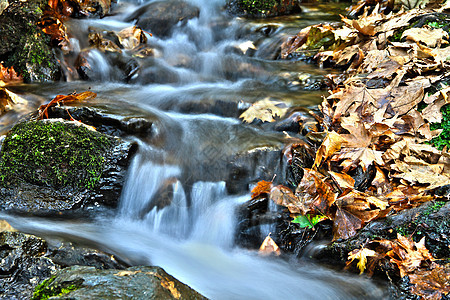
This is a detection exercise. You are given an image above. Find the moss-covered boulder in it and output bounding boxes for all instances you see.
[0,119,135,213]
[0,0,60,82]
[32,265,207,300]
[226,0,301,18]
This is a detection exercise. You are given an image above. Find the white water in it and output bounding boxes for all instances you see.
[1,0,387,298]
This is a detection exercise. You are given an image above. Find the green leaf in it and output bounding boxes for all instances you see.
[292,214,327,228]
[292,215,314,228]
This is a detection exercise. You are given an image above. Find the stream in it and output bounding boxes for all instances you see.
[1,0,387,298]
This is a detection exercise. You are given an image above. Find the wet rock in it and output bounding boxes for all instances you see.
[0,0,60,82]
[0,120,136,214]
[226,0,301,18]
[125,0,200,38]
[76,50,140,82]
[47,106,153,138]
[226,146,286,194]
[0,230,128,300]
[0,231,60,300]
[32,265,207,300]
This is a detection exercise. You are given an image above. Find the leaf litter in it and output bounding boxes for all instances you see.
[251,1,450,298]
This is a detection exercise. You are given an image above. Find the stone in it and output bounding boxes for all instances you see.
[32,265,207,300]
[125,0,200,38]
[0,0,60,82]
[0,120,137,214]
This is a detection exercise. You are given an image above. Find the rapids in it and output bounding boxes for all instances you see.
[0,0,387,298]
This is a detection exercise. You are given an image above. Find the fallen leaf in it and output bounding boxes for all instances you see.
[313,131,346,169]
[240,98,288,123]
[259,234,281,256]
[347,247,378,274]
[401,27,449,48]
[270,185,306,214]
[333,206,363,240]
[251,180,273,199]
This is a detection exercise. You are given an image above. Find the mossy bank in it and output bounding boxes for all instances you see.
[0,119,135,213]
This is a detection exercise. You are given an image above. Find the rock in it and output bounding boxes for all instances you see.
[124,0,200,38]
[226,0,301,18]
[0,120,136,214]
[32,265,207,300]
[0,230,128,300]
[0,0,60,82]
[47,106,153,138]
[0,231,60,300]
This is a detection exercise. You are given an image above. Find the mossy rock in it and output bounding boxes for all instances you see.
[32,265,207,300]
[0,0,60,82]
[0,120,135,213]
[226,0,301,18]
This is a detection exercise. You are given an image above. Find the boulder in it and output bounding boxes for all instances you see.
[125,0,200,38]
[0,120,136,214]
[0,0,60,82]
[32,265,207,300]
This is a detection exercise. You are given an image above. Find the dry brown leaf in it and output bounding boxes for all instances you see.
[333,206,363,240]
[270,185,306,214]
[409,263,450,300]
[313,131,346,169]
[329,171,355,191]
[117,26,148,50]
[0,220,15,232]
[401,27,449,48]
[259,234,281,256]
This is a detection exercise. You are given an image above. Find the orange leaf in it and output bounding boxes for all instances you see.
[251,180,273,199]
[259,234,281,256]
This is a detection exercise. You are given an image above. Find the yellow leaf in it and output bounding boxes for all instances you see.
[347,248,378,274]
[240,98,288,123]
[313,131,346,169]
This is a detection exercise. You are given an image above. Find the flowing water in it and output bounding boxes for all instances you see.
[1,0,387,298]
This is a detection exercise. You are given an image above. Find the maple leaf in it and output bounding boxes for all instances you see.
[239,98,288,123]
[313,131,346,169]
[329,171,355,191]
[409,263,450,300]
[270,185,307,215]
[401,27,449,48]
[333,206,363,240]
[259,234,281,256]
[251,180,273,199]
[346,248,378,274]
[388,234,434,277]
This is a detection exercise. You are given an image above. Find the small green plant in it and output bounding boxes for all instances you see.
[241,0,277,14]
[292,214,326,229]
[32,277,79,300]
[430,104,450,150]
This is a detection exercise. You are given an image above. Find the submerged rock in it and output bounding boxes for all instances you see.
[125,0,200,38]
[0,0,60,82]
[32,265,207,300]
[0,120,136,214]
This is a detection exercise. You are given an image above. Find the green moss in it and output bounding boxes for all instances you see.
[32,276,80,300]
[430,104,450,150]
[0,121,113,190]
[241,0,277,14]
